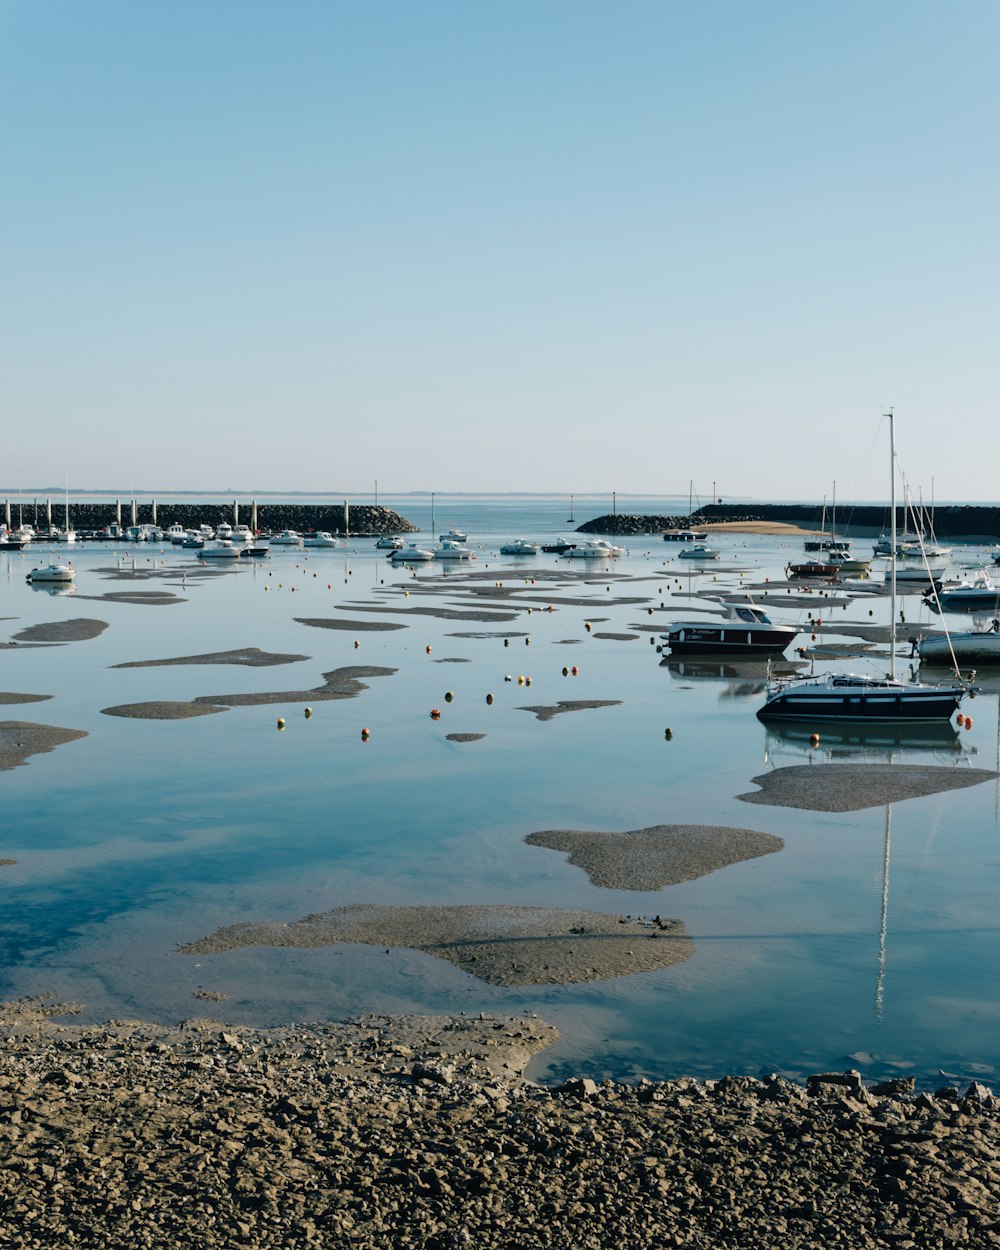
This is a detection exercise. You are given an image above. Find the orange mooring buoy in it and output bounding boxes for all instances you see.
[430,708,441,719]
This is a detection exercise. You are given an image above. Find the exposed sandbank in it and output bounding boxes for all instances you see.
[101,701,230,720]
[12,618,108,643]
[525,824,783,890]
[112,647,309,669]
[739,764,998,812]
[516,700,622,721]
[195,665,397,708]
[179,903,692,987]
[0,721,88,771]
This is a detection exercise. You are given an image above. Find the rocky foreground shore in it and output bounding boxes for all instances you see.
[1,1000,997,1248]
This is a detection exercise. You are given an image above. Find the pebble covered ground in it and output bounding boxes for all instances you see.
[1,1000,998,1249]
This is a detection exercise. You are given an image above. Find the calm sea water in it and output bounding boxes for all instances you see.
[2,500,998,1089]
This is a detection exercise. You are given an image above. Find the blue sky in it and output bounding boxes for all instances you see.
[3,1,997,498]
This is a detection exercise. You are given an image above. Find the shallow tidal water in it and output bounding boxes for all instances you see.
[2,500,999,1090]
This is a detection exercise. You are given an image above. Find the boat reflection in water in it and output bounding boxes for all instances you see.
[762,717,964,762]
[660,655,805,699]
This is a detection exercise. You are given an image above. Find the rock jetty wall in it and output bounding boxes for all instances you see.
[7,502,417,537]
[580,503,1000,540]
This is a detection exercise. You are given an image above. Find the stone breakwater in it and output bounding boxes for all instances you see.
[1,1002,998,1249]
[12,502,417,537]
[580,504,1000,539]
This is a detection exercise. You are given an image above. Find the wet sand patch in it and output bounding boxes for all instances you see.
[525,824,783,890]
[112,647,309,669]
[12,618,109,643]
[434,657,471,663]
[0,859,14,866]
[738,764,998,812]
[0,721,88,771]
[335,603,519,623]
[445,732,486,742]
[77,592,186,606]
[101,701,230,720]
[294,617,408,632]
[0,692,52,704]
[592,632,640,641]
[195,665,397,708]
[517,700,622,721]
[179,903,692,986]
[448,631,529,639]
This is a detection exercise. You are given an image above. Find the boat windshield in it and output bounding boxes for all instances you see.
[735,606,769,625]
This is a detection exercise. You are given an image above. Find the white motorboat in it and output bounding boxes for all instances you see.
[663,529,708,542]
[304,532,343,548]
[919,621,1000,667]
[434,539,476,560]
[375,535,405,550]
[678,544,720,560]
[231,524,255,544]
[439,527,468,543]
[181,535,205,549]
[165,524,188,544]
[563,539,624,558]
[269,529,304,547]
[27,563,76,583]
[660,603,799,656]
[215,522,234,541]
[758,410,965,724]
[499,539,539,556]
[389,543,435,562]
[198,541,242,560]
[927,568,1000,612]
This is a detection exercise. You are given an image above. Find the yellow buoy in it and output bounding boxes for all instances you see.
[444,691,454,702]
[304,708,313,719]
[276,718,286,730]
[486,693,494,705]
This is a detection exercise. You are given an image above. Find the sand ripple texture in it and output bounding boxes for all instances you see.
[1,999,998,1250]
[525,824,783,890]
[739,764,998,812]
[179,904,693,986]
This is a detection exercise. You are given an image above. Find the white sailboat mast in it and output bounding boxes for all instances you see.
[887,409,896,680]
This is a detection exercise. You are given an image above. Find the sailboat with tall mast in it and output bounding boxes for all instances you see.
[758,411,965,723]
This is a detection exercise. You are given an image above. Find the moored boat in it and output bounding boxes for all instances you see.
[563,538,624,558]
[434,539,476,560]
[198,541,242,560]
[26,563,76,583]
[303,532,343,548]
[269,529,304,547]
[759,410,965,725]
[389,543,435,562]
[660,603,799,656]
[927,569,1000,611]
[499,539,540,556]
[918,622,1000,667]
[678,545,720,561]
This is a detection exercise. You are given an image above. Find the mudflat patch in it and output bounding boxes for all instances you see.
[112,647,309,669]
[195,665,397,708]
[517,700,622,721]
[179,903,692,986]
[525,824,783,890]
[101,702,230,720]
[294,617,408,632]
[0,693,52,705]
[0,721,88,771]
[12,619,108,643]
[738,764,999,813]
